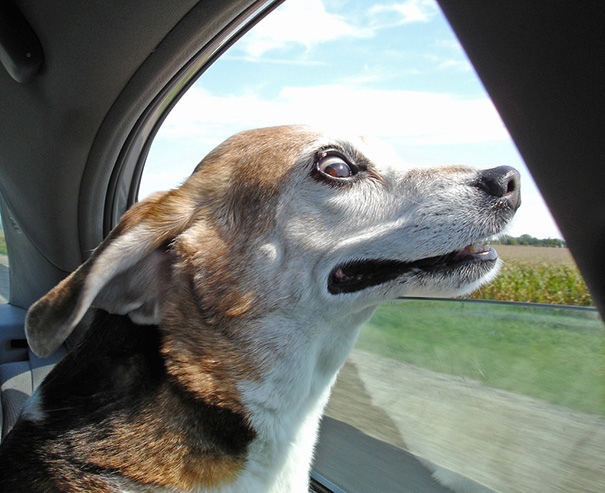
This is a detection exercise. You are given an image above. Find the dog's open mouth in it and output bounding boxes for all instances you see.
[328,240,498,294]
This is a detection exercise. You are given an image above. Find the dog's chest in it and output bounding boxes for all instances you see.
[224,385,332,493]
[210,332,344,492]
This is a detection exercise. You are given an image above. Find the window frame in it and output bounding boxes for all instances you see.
[102,0,285,236]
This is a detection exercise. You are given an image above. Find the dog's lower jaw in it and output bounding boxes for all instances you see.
[403,256,502,300]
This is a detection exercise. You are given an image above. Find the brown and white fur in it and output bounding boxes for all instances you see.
[0,125,520,492]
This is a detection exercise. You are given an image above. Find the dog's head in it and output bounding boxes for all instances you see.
[26,125,520,357]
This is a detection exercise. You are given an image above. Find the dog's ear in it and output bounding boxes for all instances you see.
[26,190,195,357]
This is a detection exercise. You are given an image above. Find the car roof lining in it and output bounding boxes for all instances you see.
[1,0,199,271]
[0,0,271,307]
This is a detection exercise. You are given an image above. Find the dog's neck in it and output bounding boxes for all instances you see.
[160,286,375,491]
[162,292,374,425]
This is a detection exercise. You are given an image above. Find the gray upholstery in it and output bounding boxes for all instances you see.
[0,348,66,439]
[0,304,68,440]
[0,361,30,439]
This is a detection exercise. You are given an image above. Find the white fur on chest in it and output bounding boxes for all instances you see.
[222,390,331,493]
[222,312,370,493]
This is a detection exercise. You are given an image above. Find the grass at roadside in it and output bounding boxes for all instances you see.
[357,299,605,415]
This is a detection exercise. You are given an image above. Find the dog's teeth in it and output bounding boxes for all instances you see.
[468,240,490,253]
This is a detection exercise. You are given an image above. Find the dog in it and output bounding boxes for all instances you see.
[0,125,520,492]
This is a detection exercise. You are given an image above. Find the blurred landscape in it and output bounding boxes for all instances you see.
[470,244,592,306]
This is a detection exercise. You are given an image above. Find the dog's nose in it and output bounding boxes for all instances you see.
[476,166,521,211]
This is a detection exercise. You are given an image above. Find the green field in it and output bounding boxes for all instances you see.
[358,299,605,415]
[470,245,593,306]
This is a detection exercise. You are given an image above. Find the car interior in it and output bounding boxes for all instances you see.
[1,1,603,491]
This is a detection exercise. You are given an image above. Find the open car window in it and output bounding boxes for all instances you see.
[139,1,604,492]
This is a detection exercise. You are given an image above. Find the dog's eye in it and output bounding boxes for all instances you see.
[316,154,353,179]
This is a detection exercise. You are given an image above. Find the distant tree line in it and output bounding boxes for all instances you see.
[493,234,566,248]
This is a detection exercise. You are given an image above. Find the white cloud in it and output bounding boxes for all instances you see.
[369,0,439,26]
[435,59,472,72]
[434,38,460,51]
[239,0,367,58]
[222,54,327,66]
[237,0,439,59]
[161,84,509,145]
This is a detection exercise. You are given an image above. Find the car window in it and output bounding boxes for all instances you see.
[139,1,604,492]
[139,1,557,242]
[0,212,8,304]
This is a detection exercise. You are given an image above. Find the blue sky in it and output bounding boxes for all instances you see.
[141,0,562,239]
